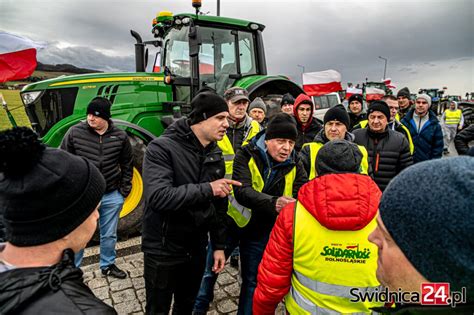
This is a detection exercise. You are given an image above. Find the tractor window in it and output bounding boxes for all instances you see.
[164,26,190,77]
[238,32,257,76]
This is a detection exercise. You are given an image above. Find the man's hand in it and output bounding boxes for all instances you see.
[212,250,226,273]
[210,179,242,198]
[275,196,296,213]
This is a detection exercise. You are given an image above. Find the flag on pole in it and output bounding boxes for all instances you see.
[302,70,342,96]
[365,86,386,101]
[0,32,45,83]
[345,87,363,99]
[382,78,396,89]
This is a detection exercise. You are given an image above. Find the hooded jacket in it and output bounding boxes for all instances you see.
[253,173,381,314]
[141,118,227,259]
[401,109,443,163]
[232,131,307,238]
[293,94,322,151]
[0,249,116,315]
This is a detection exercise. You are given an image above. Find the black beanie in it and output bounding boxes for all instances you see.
[189,91,229,125]
[396,87,410,99]
[87,97,112,121]
[324,105,350,129]
[0,127,106,246]
[367,100,390,121]
[266,112,298,141]
[348,94,363,105]
[316,140,362,176]
[280,93,295,106]
[379,157,474,300]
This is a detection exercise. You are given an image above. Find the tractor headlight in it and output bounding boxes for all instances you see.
[249,23,260,31]
[21,91,42,105]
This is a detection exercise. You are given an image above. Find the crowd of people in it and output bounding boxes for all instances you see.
[0,85,473,315]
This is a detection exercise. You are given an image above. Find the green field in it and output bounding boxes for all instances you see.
[0,89,31,131]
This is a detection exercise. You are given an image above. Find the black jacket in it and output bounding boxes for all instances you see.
[141,118,227,259]
[0,249,116,315]
[233,131,307,238]
[61,121,133,197]
[349,112,367,131]
[295,119,322,152]
[455,124,474,155]
[353,128,413,191]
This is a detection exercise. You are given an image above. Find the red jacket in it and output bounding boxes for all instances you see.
[253,173,381,315]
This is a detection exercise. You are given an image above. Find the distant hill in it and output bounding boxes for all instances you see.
[36,62,102,74]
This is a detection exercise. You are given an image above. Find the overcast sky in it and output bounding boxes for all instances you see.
[1,0,473,95]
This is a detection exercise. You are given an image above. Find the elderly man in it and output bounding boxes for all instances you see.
[369,157,474,313]
[354,101,412,191]
[0,127,115,314]
[301,105,369,180]
[401,94,443,163]
[248,97,267,127]
[142,90,236,314]
[232,113,307,314]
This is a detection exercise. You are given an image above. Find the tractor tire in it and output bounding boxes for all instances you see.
[116,134,147,239]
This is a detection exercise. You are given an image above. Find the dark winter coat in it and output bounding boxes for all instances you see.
[353,128,413,191]
[141,118,227,260]
[293,94,322,151]
[455,124,474,155]
[232,131,307,238]
[0,249,116,315]
[401,109,443,163]
[61,121,133,197]
[349,112,367,131]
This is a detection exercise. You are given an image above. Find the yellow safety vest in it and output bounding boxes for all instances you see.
[285,202,384,314]
[445,109,462,125]
[302,142,369,180]
[358,120,414,155]
[228,157,296,227]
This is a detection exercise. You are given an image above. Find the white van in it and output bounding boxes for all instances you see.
[312,92,342,121]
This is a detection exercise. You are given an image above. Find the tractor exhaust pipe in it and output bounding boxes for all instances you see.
[131,30,146,72]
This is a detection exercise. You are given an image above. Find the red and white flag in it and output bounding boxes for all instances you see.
[382,78,396,89]
[365,86,386,101]
[302,70,342,96]
[0,32,45,83]
[345,87,363,99]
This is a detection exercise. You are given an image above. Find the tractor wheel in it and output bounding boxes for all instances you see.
[116,135,147,239]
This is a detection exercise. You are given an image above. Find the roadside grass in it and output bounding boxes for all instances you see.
[0,89,31,131]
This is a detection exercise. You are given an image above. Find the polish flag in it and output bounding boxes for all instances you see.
[345,87,363,99]
[302,70,342,96]
[365,86,386,101]
[0,32,45,83]
[382,78,396,89]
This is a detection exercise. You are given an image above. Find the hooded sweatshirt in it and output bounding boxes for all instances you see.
[293,94,322,151]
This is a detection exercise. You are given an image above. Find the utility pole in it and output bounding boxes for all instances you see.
[297,64,305,84]
[378,56,388,80]
[217,0,220,16]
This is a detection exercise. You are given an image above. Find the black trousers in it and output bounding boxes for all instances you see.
[144,252,207,315]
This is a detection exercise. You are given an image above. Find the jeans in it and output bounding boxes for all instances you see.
[193,232,240,313]
[144,252,206,315]
[237,232,270,315]
[75,190,124,269]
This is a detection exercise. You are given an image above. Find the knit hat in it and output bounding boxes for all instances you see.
[367,100,390,121]
[87,97,112,121]
[416,93,432,106]
[280,93,295,107]
[396,87,411,99]
[379,157,474,299]
[188,90,229,125]
[248,97,267,114]
[0,127,106,246]
[265,112,298,141]
[316,140,363,176]
[324,105,350,129]
[224,87,250,103]
[348,94,363,105]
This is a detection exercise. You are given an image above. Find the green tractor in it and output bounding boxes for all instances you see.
[18,2,303,237]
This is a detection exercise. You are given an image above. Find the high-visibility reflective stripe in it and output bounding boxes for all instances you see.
[228,195,252,221]
[445,110,462,125]
[223,154,235,161]
[294,271,381,300]
[242,120,261,147]
[289,287,369,315]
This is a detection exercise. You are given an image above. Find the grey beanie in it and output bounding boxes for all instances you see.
[316,140,363,176]
[416,93,432,106]
[248,97,267,114]
[379,157,474,300]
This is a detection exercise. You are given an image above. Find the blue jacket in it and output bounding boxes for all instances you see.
[401,109,443,163]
